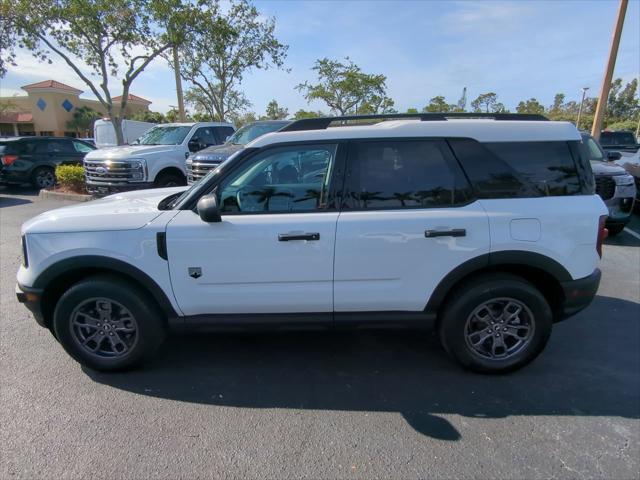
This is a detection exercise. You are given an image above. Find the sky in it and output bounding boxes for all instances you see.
[1,0,639,116]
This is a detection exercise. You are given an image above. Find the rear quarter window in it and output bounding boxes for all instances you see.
[448,139,584,198]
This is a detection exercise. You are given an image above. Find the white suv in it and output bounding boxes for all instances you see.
[84,122,235,195]
[17,114,607,374]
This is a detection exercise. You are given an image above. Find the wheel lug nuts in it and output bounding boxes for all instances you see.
[496,333,501,337]
[503,328,507,331]
[109,332,114,336]
[100,331,104,335]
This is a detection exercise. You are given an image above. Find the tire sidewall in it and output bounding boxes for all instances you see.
[440,276,553,373]
[53,277,165,371]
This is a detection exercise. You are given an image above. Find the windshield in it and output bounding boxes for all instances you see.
[134,126,192,145]
[227,122,287,145]
[169,151,242,209]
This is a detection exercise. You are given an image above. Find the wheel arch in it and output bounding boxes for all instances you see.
[154,166,186,182]
[425,251,571,322]
[33,256,179,328]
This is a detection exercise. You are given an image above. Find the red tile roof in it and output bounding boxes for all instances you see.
[112,93,151,104]
[21,80,83,94]
[0,112,34,123]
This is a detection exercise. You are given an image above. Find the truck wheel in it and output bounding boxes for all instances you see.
[53,275,166,371]
[31,166,56,189]
[438,273,552,374]
[154,172,186,188]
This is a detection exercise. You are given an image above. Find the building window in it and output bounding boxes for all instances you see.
[39,131,53,137]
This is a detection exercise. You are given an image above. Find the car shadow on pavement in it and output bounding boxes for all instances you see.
[86,295,640,440]
[0,195,33,207]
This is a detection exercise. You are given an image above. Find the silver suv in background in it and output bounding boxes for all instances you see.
[581,133,636,235]
[186,120,291,184]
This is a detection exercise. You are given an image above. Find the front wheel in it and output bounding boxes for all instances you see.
[154,172,186,188]
[53,275,166,371]
[438,273,553,374]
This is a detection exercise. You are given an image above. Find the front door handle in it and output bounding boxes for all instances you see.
[278,232,320,241]
[425,228,466,238]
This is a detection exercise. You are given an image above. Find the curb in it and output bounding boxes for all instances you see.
[39,189,93,202]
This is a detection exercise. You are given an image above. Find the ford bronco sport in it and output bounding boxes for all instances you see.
[17,113,607,374]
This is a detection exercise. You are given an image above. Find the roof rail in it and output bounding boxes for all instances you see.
[280,112,549,132]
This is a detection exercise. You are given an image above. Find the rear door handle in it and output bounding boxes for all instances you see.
[278,232,320,241]
[425,229,466,238]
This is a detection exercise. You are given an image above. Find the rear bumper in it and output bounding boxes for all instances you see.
[556,268,601,322]
[16,283,46,328]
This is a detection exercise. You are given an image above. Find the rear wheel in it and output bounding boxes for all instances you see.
[154,172,186,188]
[53,275,166,371]
[31,166,56,189]
[438,273,553,374]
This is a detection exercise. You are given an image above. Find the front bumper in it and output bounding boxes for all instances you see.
[16,283,46,328]
[556,268,601,322]
[86,181,154,196]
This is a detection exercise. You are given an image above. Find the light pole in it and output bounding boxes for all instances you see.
[576,87,589,130]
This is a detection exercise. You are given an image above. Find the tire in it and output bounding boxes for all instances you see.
[438,273,552,374]
[606,224,625,236]
[154,172,186,188]
[31,166,56,189]
[53,275,166,371]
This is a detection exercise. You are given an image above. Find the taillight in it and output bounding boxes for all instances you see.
[597,215,608,258]
[1,154,18,166]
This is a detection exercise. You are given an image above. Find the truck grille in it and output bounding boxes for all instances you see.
[595,176,616,200]
[84,159,138,182]
[186,161,219,184]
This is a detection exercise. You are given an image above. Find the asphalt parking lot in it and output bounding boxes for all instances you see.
[1,185,639,480]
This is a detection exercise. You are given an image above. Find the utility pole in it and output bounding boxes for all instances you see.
[172,46,187,122]
[591,0,628,140]
[576,87,589,130]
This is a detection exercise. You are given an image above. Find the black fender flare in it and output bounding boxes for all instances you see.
[33,255,179,319]
[424,251,572,313]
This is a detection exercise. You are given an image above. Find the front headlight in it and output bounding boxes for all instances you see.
[127,159,147,182]
[614,174,634,186]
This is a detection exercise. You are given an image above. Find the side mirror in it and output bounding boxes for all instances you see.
[607,151,622,161]
[225,135,231,142]
[197,194,222,223]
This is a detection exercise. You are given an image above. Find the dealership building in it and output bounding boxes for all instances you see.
[0,80,151,137]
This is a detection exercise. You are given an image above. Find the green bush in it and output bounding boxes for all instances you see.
[55,164,86,193]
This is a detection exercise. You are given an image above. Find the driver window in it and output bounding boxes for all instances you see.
[218,144,337,213]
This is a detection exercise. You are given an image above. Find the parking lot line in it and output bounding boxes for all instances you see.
[623,227,640,240]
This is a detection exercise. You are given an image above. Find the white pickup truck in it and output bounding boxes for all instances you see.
[83,122,235,195]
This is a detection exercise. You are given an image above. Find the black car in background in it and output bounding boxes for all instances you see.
[599,131,640,154]
[0,137,95,189]
[186,120,291,184]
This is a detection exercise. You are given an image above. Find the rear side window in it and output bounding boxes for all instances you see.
[343,139,472,210]
[448,139,583,198]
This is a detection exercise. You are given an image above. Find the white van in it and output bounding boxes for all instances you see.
[93,119,156,149]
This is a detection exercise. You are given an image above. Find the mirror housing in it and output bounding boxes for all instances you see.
[606,151,622,161]
[197,194,222,223]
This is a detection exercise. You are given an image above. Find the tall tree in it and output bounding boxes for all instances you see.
[607,78,639,121]
[3,0,199,145]
[515,98,545,115]
[130,110,166,123]
[423,95,452,113]
[292,109,324,120]
[264,99,288,120]
[176,0,288,122]
[471,92,506,113]
[297,57,389,115]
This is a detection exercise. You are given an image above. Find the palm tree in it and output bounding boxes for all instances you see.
[66,106,100,136]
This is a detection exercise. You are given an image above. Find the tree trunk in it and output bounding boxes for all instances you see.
[111,114,125,146]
